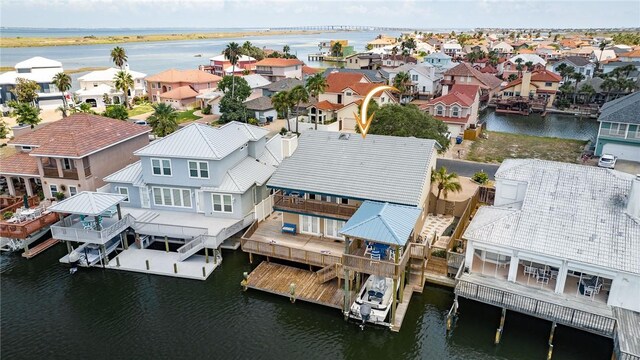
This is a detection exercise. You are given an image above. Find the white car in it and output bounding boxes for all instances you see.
[133,120,148,126]
[597,154,617,169]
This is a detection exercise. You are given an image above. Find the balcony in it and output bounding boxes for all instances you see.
[42,166,91,180]
[0,211,59,239]
[255,69,273,75]
[598,129,639,141]
[50,214,135,244]
[272,192,358,220]
[341,242,421,279]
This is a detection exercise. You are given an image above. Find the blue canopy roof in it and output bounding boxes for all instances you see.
[339,201,422,246]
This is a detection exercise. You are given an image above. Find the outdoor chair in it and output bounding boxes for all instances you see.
[583,286,596,298]
[524,266,538,276]
[536,273,549,285]
[364,242,373,256]
[370,249,381,261]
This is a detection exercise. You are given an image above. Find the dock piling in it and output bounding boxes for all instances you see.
[202,266,206,278]
[289,282,296,303]
[547,322,557,360]
[164,236,169,252]
[495,308,507,345]
[116,256,120,267]
[205,248,209,263]
[173,263,178,274]
[145,259,150,270]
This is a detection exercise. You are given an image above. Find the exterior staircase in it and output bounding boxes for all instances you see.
[177,235,206,261]
[316,263,339,283]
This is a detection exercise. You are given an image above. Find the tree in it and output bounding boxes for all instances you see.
[578,83,596,104]
[102,104,129,120]
[0,119,8,139]
[514,58,524,77]
[223,42,241,98]
[431,166,462,212]
[114,70,134,108]
[52,72,72,117]
[73,102,96,114]
[331,42,343,57]
[366,104,450,150]
[507,74,518,82]
[271,90,293,130]
[147,103,178,136]
[305,73,327,98]
[559,65,575,83]
[283,45,290,55]
[11,78,40,104]
[110,46,127,69]
[571,72,586,104]
[289,85,308,133]
[524,61,534,71]
[393,71,412,104]
[217,75,251,102]
[596,40,609,72]
[7,101,41,128]
[219,97,247,123]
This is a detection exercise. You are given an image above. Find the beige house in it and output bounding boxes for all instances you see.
[425,84,481,135]
[344,53,382,70]
[145,69,221,106]
[254,58,303,82]
[499,70,562,106]
[1,114,150,199]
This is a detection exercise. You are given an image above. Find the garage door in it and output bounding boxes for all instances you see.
[602,143,640,161]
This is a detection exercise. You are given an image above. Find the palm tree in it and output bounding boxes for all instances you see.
[430,167,462,213]
[147,103,178,137]
[331,42,343,57]
[601,77,616,102]
[596,41,609,72]
[289,85,308,133]
[393,71,412,104]
[223,42,241,98]
[524,61,534,71]
[579,83,596,104]
[514,58,524,77]
[52,72,72,117]
[113,70,134,109]
[465,52,478,62]
[271,91,293,131]
[110,46,127,69]
[571,72,586,104]
[305,73,327,98]
[283,45,290,56]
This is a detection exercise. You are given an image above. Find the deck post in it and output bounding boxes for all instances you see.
[547,322,557,360]
[164,236,169,252]
[495,307,507,345]
[173,263,178,274]
[116,256,121,267]
[66,241,72,254]
[399,269,406,303]
[213,249,218,265]
[145,259,150,270]
[100,245,107,268]
[343,236,351,317]
[355,272,361,293]
[205,247,209,263]
[249,252,253,264]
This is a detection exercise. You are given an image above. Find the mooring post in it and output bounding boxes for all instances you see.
[173,263,178,274]
[241,272,249,291]
[164,236,169,252]
[202,266,206,278]
[289,282,296,303]
[145,259,150,270]
[249,252,253,264]
[547,322,557,360]
[495,307,507,345]
[205,247,209,263]
[116,256,121,267]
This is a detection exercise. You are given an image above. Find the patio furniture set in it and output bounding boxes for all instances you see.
[523,265,559,285]
[364,242,397,261]
[5,203,51,224]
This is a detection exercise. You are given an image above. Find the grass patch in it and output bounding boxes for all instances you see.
[127,104,154,117]
[176,109,202,123]
[466,131,587,164]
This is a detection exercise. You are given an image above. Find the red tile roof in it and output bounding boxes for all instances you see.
[314,100,345,111]
[302,66,321,75]
[159,85,199,100]
[450,84,480,101]
[145,69,221,83]
[620,49,640,58]
[479,65,498,74]
[428,84,480,107]
[0,151,39,176]
[255,58,304,67]
[10,113,150,158]
[325,72,366,93]
[434,115,470,124]
[348,82,381,96]
[444,62,503,89]
[531,70,562,82]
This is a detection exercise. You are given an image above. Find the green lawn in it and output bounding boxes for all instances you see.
[466,131,587,164]
[176,109,202,123]
[127,103,154,117]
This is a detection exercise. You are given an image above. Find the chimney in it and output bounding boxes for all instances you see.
[627,174,640,219]
[521,71,532,96]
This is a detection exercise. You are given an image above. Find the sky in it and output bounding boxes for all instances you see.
[1,0,639,29]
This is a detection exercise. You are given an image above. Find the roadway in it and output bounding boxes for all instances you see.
[435,159,500,180]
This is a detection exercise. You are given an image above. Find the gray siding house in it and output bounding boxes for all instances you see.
[102,121,283,249]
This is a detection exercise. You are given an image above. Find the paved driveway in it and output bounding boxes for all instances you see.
[615,160,640,175]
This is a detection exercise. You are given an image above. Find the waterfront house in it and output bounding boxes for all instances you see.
[367,36,397,49]
[344,53,383,70]
[591,49,617,64]
[203,54,257,77]
[499,54,546,78]
[499,70,562,107]
[423,52,455,71]
[98,122,284,277]
[594,92,640,161]
[243,96,277,124]
[441,62,503,105]
[241,74,271,101]
[1,113,150,200]
[145,69,222,106]
[381,54,417,68]
[241,131,440,329]
[425,84,481,136]
[550,56,596,79]
[616,49,640,63]
[387,63,442,100]
[442,42,462,58]
[76,66,147,108]
[254,58,304,82]
[0,56,66,109]
[601,61,640,76]
[564,46,598,59]
[455,159,640,358]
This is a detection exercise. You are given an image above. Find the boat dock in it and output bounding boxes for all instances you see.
[22,238,59,259]
[245,261,349,309]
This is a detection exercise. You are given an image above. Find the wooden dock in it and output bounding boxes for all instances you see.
[22,238,58,259]
[391,286,416,332]
[246,262,347,309]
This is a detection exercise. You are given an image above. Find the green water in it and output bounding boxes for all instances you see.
[1,245,613,359]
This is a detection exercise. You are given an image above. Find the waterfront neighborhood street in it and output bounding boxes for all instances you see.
[436,158,500,179]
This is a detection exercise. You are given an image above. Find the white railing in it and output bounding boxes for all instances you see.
[51,214,134,244]
[132,221,207,239]
[254,195,274,223]
[177,235,206,258]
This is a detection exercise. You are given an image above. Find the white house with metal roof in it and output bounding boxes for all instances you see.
[0,56,66,109]
[455,159,640,355]
[100,121,284,273]
[75,66,147,108]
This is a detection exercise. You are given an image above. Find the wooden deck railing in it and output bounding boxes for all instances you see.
[272,192,358,220]
[448,187,480,252]
[342,243,414,279]
[0,196,40,214]
[316,263,339,283]
[455,279,616,337]
[241,238,341,267]
[0,212,59,239]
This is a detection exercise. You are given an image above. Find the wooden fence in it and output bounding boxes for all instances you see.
[241,238,341,268]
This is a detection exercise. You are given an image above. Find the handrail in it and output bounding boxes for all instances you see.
[272,193,358,219]
[177,235,205,254]
[241,238,341,267]
[0,211,59,239]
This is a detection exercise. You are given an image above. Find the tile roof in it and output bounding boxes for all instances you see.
[530,70,562,82]
[434,115,471,124]
[428,84,479,107]
[339,201,422,246]
[313,100,344,111]
[620,49,640,58]
[159,85,199,100]
[244,96,274,111]
[49,191,127,216]
[0,151,39,176]
[254,58,304,67]
[145,69,221,83]
[325,72,366,93]
[9,113,150,158]
[348,82,380,96]
[479,65,498,73]
[322,68,388,83]
[261,78,303,92]
[464,159,640,275]
[267,131,438,206]
[134,121,269,160]
[597,92,640,125]
[302,66,321,75]
[444,62,503,89]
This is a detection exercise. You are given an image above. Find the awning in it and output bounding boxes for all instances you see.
[339,201,421,246]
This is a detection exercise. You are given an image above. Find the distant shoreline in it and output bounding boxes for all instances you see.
[0,29,334,48]
[0,66,108,74]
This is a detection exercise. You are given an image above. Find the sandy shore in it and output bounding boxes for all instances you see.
[1,30,334,48]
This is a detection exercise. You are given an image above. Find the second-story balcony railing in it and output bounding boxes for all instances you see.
[254,69,273,75]
[272,192,358,220]
[42,166,92,180]
[50,214,135,245]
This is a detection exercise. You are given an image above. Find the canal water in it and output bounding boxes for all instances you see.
[1,244,613,359]
[480,109,598,141]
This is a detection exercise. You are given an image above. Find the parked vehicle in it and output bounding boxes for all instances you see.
[133,120,148,126]
[597,154,617,169]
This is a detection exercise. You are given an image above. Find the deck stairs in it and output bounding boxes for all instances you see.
[22,238,59,259]
[316,263,339,283]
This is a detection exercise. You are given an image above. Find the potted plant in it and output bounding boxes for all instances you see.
[54,192,66,201]
[3,211,14,220]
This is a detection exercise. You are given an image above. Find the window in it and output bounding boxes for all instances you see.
[188,161,209,178]
[325,219,345,239]
[300,215,320,235]
[545,82,552,87]
[62,158,73,170]
[412,74,419,81]
[21,146,32,151]
[609,123,628,136]
[340,197,349,205]
[345,91,352,96]
[156,82,161,88]
[452,106,460,117]
[118,187,129,202]
[436,105,444,116]
[69,186,78,197]
[151,158,172,176]
[152,187,191,208]
[212,194,233,213]
[586,69,591,76]
[49,184,58,195]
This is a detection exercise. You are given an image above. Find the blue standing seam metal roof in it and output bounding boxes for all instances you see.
[339,201,422,246]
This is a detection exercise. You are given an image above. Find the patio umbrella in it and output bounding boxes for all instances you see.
[23,194,29,209]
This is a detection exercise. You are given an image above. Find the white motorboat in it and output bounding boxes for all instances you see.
[349,275,396,326]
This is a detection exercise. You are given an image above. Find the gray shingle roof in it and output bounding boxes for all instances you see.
[597,91,640,125]
[135,122,269,160]
[464,159,640,275]
[562,56,593,67]
[267,132,438,206]
[261,78,303,92]
[244,96,275,111]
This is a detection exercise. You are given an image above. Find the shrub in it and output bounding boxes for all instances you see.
[472,170,489,184]
[248,118,259,125]
[201,105,212,115]
[3,211,14,220]
[279,127,288,135]
[431,249,447,258]
[54,192,66,201]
